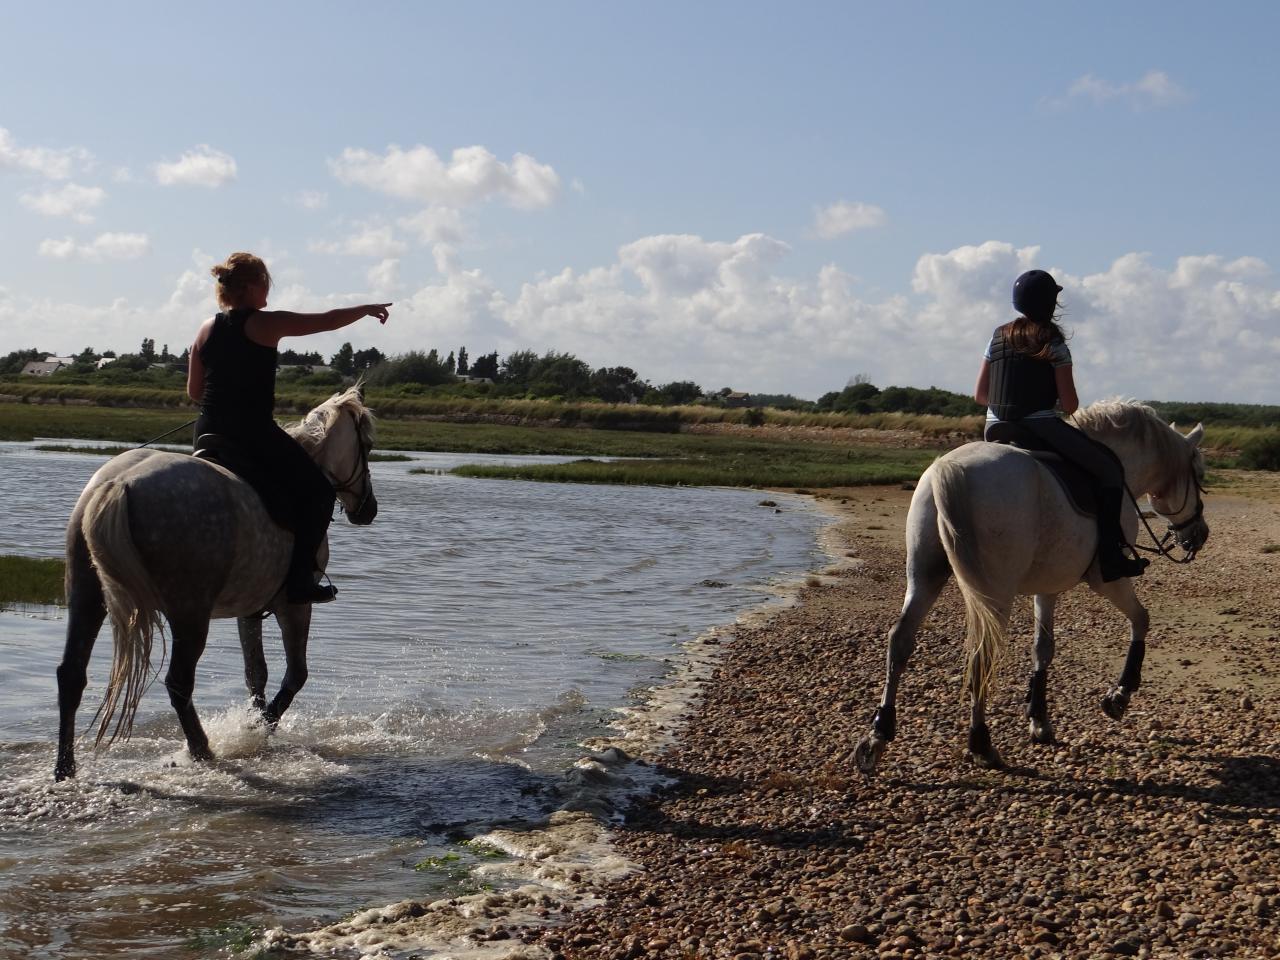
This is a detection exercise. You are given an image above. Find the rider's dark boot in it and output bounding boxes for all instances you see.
[1096,488,1149,582]
[286,575,337,605]
[285,528,337,604]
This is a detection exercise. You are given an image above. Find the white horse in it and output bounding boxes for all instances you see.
[854,400,1209,773]
[55,386,377,780]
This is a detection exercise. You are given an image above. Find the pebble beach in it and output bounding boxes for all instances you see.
[515,479,1280,960]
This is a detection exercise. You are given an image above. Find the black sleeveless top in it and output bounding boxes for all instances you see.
[986,328,1060,421]
[198,309,278,430]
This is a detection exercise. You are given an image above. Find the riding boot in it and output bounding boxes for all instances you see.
[1096,488,1149,582]
[285,525,337,605]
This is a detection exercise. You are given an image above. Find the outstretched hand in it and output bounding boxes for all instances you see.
[365,303,392,324]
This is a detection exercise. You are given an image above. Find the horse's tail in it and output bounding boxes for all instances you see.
[80,479,166,746]
[929,456,1007,705]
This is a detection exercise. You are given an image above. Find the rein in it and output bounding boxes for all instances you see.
[324,407,373,518]
[1126,451,1206,564]
[137,418,198,448]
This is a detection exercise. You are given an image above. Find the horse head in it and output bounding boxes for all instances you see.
[298,386,378,525]
[1073,401,1210,560]
[1153,422,1209,556]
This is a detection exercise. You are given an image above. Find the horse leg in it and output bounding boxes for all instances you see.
[854,532,950,775]
[1091,578,1150,721]
[237,616,268,715]
[55,539,107,780]
[164,617,214,762]
[263,604,311,727]
[1026,593,1058,745]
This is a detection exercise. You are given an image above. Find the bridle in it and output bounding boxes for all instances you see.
[1127,450,1206,564]
[324,407,374,519]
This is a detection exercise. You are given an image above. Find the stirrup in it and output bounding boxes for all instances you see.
[1100,550,1149,582]
[287,580,338,605]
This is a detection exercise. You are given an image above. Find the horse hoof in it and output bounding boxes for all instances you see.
[853,735,887,775]
[970,748,1005,770]
[1101,688,1129,721]
[1028,718,1056,745]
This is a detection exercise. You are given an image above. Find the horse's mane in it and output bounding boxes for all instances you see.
[285,382,376,451]
[1070,398,1189,474]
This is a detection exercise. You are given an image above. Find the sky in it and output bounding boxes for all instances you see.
[2,1,1280,403]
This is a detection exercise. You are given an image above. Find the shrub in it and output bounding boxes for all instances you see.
[1238,430,1280,471]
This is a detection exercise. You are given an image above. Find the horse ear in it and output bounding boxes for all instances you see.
[1186,422,1204,448]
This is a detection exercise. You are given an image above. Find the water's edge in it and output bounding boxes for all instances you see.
[262,495,852,960]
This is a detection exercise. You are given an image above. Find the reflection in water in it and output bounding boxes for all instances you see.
[0,442,825,958]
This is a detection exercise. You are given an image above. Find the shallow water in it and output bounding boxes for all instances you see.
[0,440,826,958]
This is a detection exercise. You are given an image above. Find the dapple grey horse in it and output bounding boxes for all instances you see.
[854,400,1209,773]
[55,385,377,780]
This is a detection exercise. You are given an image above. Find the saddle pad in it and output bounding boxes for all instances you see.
[1012,448,1097,518]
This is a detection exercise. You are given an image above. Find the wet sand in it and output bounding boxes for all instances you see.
[516,477,1280,959]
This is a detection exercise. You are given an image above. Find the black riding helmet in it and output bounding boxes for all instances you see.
[1012,269,1063,317]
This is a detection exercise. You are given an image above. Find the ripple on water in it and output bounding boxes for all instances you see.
[0,444,828,958]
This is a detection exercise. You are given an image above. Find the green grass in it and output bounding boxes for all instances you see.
[449,440,938,489]
[414,852,463,872]
[0,403,196,443]
[185,922,262,953]
[0,555,65,605]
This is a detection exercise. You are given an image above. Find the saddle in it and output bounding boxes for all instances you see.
[193,433,294,530]
[983,421,1097,518]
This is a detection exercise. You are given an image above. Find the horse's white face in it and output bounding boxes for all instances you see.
[1150,423,1208,554]
[312,403,377,525]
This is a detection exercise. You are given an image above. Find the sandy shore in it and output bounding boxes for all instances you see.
[514,476,1280,959]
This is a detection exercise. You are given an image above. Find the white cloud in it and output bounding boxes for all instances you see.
[1055,69,1187,109]
[153,145,237,187]
[330,144,560,209]
[20,182,107,223]
[0,127,92,179]
[367,258,400,293]
[309,224,406,258]
[813,200,887,239]
[292,190,329,210]
[380,234,1280,404]
[38,232,150,262]
[398,206,464,245]
[8,233,1280,407]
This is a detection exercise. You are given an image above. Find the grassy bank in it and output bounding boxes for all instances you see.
[0,555,64,605]
[0,403,197,443]
[2,383,982,436]
[448,439,939,488]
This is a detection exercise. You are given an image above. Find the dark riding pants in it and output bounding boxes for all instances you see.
[984,416,1124,490]
[193,416,335,552]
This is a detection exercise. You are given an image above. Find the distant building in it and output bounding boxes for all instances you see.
[21,360,67,376]
[279,363,334,376]
[457,375,493,384]
[724,391,752,408]
[44,355,75,365]
[96,357,116,369]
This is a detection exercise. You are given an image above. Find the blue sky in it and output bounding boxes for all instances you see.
[3,2,1279,402]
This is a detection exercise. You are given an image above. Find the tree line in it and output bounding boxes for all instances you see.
[5,340,1279,423]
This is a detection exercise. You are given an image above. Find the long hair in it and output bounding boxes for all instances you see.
[1001,309,1068,363]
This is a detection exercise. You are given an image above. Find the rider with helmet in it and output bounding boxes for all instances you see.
[187,252,391,604]
[974,269,1148,582]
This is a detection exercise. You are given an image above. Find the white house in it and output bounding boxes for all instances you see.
[21,360,67,376]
